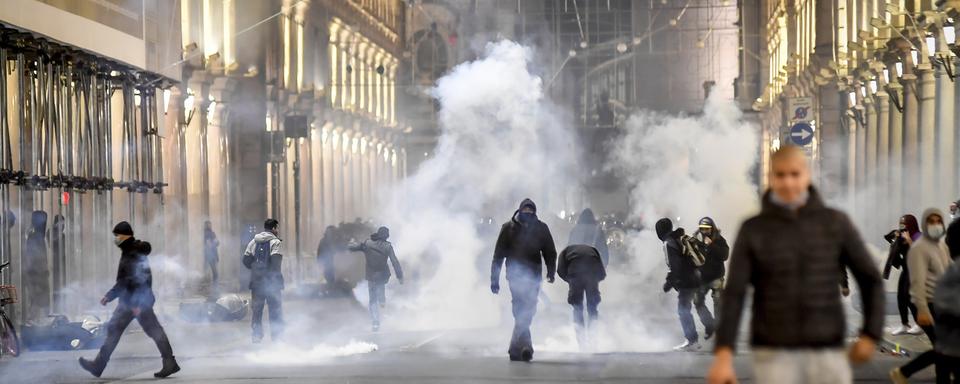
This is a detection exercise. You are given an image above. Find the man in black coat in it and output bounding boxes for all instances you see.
[557,244,606,350]
[946,199,960,259]
[491,198,557,362]
[657,217,714,351]
[79,222,179,378]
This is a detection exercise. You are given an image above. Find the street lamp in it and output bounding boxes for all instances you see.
[183,89,196,126]
[869,79,878,94]
[896,61,904,77]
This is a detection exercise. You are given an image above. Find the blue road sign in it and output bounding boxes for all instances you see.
[790,122,814,146]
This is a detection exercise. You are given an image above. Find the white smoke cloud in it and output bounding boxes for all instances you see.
[244,340,379,365]
[380,40,580,330]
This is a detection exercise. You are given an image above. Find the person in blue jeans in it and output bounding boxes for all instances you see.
[349,226,403,332]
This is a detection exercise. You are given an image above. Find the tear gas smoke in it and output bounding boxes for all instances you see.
[244,340,378,365]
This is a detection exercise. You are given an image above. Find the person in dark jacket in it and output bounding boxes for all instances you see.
[883,214,923,336]
[24,210,50,320]
[348,226,403,332]
[491,198,558,362]
[557,244,605,350]
[934,260,960,382]
[79,222,179,378]
[243,219,284,343]
[568,208,609,266]
[317,225,341,286]
[691,217,729,318]
[658,217,714,351]
[947,200,960,260]
[707,146,883,384]
[203,221,220,286]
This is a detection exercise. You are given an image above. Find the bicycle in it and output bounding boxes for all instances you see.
[0,261,20,358]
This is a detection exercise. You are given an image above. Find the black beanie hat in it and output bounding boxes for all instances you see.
[371,226,390,240]
[655,218,673,241]
[113,221,134,236]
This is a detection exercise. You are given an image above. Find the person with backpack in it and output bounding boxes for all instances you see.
[79,222,179,378]
[491,198,558,362]
[657,217,715,352]
[691,217,729,317]
[348,226,403,332]
[242,219,284,343]
[557,244,606,350]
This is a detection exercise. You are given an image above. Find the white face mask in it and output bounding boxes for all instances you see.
[114,237,125,246]
[928,224,946,239]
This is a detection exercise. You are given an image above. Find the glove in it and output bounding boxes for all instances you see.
[491,282,500,294]
[547,276,555,284]
[662,281,673,293]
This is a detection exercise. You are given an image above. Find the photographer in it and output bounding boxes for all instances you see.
[883,215,923,336]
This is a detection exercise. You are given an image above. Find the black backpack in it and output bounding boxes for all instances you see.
[251,241,271,272]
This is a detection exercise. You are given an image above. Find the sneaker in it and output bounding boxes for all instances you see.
[889,367,908,384]
[153,357,180,378]
[673,340,701,352]
[907,324,924,335]
[890,325,910,336]
[520,347,533,362]
[78,357,106,378]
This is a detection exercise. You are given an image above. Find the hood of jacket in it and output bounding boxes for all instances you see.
[655,218,673,241]
[119,237,152,255]
[254,231,279,243]
[577,209,596,224]
[921,208,947,241]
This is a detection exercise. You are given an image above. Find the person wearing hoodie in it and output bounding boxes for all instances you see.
[883,214,924,336]
[348,226,403,331]
[657,217,714,352]
[79,222,179,378]
[890,208,956,383]
[707,146,883,384]
[691,217,729,317]
[491,198,558,362]
[567,208,609,266]
[934,258,960,383]
[243,219,285,343]
[557,244,606,350]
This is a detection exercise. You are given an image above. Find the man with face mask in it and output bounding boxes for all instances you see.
[707,146,883,384]
[79,222,179,378]
[890,209,955,383]
[491,198,557,362]
[692,217,729,318]
[657,217,714,351]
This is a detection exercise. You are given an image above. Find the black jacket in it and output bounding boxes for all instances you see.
[947,218,960,260]
[568,209,609,266]
[105,238,156,308]
[492,213,558,283]
[664,229,701,290]
[558,244,606,283]
[694,232,729,283]
[715,188,885,351]
[882,230,911,280]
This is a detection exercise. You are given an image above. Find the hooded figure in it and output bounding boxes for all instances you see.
[79,221,179,379]
[491,198,558,362]
[23,210,50,319]
[883,214,923,336]
[657,217,714,351]
[557,244,605,349]
[567,208,609,266]
[242,219,284,343]
[934,261,960,377]
[349,226,403,331]
[316,225,342,285]
[894,208,955,381]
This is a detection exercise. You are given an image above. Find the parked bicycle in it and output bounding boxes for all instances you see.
[0,261,20,358]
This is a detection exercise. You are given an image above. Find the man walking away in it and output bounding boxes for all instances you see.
[79,222,179,378]
[891,208,955,383]
[491,198,558,362]
[243,219,284,343]
[658,218,714,352]
[707,146,883,384]
[692,217,729,317]
[568,208,609,266]
[557,244,605,350]
[348,226,403,332]
[203,221,220,287]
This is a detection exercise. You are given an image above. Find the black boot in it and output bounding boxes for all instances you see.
[154,356,181,378]
[79,356,106,378]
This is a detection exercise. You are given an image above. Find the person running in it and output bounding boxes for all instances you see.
[348,226,404,332]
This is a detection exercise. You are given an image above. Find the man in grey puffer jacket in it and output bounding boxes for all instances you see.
[349,226,403,331]
[891,208,955,382]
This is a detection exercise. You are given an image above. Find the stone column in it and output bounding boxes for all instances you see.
[902,63,920,212]
[935,44,956,203]
[918,64,937,207]
[888,80,905,220]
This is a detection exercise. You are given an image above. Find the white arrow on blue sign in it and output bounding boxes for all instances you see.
[790,122,814,146]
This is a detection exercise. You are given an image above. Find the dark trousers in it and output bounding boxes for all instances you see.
[937,354,960,384]
[896,271,917,325]
[96,306,173,363]
[368,281,386,326]
[206,257,219,284]
[901,305,939,378]
[507,276,540,359]
[251,288,284,340]
[568,278,601,328]
[320,255,335,284]
[677,287,715,343]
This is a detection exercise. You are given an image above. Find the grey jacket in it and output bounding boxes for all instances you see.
[715,187,885,351]
[350,239,403,284]
[909,208,954,316]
